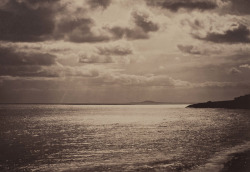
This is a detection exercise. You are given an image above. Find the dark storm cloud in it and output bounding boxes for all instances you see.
[146,0,217,11]
[0,66,59,77]
[0,0,59,42]
[195,24,250,43]
[0,0,160,43]
[0,46,57,77]
[0,0,110,43]
[87,0,112,9]
[0,47,56,66]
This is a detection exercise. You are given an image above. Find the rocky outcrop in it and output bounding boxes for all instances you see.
[187,94,250,109]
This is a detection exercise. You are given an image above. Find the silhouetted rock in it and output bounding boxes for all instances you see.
[187,94,250,109]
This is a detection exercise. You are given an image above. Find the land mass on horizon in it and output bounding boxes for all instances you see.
[187,94,250,109]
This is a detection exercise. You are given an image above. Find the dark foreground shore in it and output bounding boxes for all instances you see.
[187,94,250,109]
[220,150,250,172]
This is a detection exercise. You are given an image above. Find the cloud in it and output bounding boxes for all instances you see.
[0,0,111,43]
[94,72,250,89]
[224,0,250,15]
[132,10,159,32]
[79,54,113,63]
[78,43,133,64]
[53,3,159,42]
[240,64,250,69]
[194,81,250,89]
[0,46,58,77]
[146,0,218,11]
[96,73,191,87]
[0,64,101,78]
[59,66,100,77]
[180,12,250,45]
[0,46,100,78]
[108,26,150,40]
[177,45,202,55]
[56,17,110,43]
[97,45,133,56]
[106,9,159,40]
[87,0,112,9]
[194,24,250,43]
[0,1,160,43]
[56,18,92,34]
[228,67,241,74]
[0,47,56,66]
[181,17,205,31]
[0,65,59,77]
[177,44,223,55]
[0,0,59,42]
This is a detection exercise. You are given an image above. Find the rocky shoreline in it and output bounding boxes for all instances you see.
[187,94,250,109]
[220,150,250,172]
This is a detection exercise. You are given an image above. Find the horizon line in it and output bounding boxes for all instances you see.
[0,102,194,105]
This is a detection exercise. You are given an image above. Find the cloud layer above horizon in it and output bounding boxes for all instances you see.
[0,0,250,103]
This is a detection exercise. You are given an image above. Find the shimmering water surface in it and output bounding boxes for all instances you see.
[0,105,249,172]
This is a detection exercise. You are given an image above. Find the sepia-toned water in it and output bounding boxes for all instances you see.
[0,105,249,172]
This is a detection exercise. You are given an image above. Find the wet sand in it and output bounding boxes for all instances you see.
[221,150,250,172]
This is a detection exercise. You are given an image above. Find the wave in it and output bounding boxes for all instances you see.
[189,141,250,172]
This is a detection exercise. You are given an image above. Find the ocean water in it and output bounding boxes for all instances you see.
[0,104,249,172]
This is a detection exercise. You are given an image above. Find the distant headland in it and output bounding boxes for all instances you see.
[187,94,250,109]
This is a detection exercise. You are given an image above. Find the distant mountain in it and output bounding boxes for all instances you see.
[187,94,250,109]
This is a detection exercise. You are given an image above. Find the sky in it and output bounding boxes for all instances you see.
[0,0,250,103]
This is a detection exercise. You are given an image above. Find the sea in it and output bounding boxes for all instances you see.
[0,104,249,172]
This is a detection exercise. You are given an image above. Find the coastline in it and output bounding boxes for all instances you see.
[187,94,250,109]
[220,150,250,172]
[190,141,250,172]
